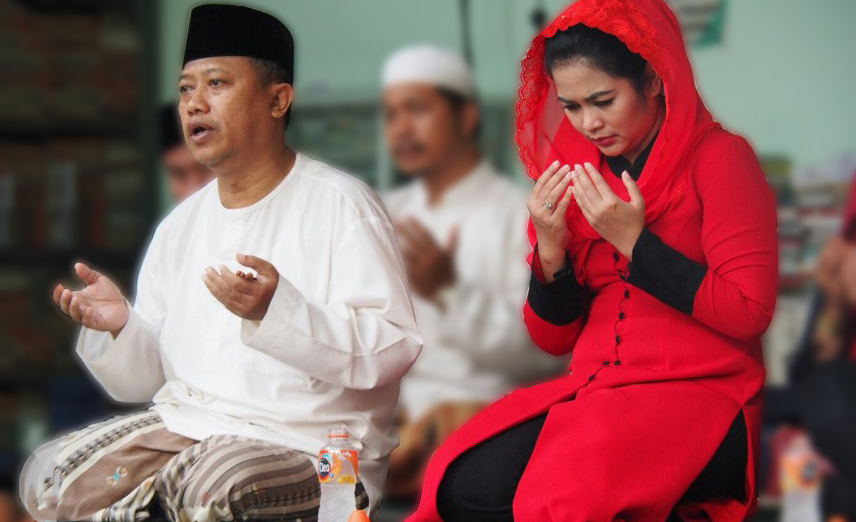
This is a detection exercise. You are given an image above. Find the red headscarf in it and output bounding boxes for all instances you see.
[516,0,721,252]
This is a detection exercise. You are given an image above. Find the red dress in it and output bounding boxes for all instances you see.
[405,0,778,521]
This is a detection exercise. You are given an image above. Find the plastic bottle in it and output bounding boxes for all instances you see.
[779,432,822,522]
[318,428,359,522]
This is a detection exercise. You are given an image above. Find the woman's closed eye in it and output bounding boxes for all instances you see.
[563,99,613,111]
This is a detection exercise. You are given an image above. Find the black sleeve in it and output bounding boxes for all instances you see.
[526,250,588,325]
[625,227,707,315]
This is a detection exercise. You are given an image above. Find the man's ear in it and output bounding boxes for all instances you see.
[270,83,294,119]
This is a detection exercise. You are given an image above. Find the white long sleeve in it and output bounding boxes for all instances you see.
[241,216,422,390]
[76,227,167,403]
[437,281,535,370]
[436,223,531,367]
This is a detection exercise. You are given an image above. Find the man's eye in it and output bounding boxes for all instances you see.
[595,99,614,108]
[210,79,223,87]
[179,85,191,94]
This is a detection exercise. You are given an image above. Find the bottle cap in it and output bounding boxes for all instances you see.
[328,427,349,439]
[347,509,371,522]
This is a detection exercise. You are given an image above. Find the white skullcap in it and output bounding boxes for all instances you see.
[382,44,476,99]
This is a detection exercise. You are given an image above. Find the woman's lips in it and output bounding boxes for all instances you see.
[591,135,617,147]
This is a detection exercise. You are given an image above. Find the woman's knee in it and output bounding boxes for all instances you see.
[437,415,547,522]
[436,451,518,522]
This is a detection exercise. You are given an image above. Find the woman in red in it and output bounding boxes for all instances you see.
[405,0,778,521]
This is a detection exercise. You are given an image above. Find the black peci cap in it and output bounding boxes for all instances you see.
[182,4,294,84]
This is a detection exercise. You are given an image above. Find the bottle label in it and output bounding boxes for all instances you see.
[318,449,359,484]
[318,451,334,482]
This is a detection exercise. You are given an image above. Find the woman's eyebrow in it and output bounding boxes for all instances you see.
[557,90,615,104]
[585,90,614,101]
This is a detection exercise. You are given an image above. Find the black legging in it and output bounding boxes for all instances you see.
[437,414,547,522]
[436,411,747,522]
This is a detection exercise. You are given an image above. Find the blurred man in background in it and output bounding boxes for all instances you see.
[159,104,215,202]
[380,44,564,501]
[797,180,856,522]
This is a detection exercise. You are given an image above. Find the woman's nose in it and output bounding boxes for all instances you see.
[582,110,603,133]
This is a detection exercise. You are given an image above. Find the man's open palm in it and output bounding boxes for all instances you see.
[53,263,129,336]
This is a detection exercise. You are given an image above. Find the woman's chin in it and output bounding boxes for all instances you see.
[595,141,624,157]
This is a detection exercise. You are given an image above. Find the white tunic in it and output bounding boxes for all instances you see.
[75,153,422,508]
[384,161,565,420]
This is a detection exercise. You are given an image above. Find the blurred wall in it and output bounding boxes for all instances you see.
[690,0,856,168]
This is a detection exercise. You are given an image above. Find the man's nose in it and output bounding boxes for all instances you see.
[387,116,413,143]
[184,88,209,116]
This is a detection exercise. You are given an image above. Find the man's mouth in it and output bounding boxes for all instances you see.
[187,123,215,141]
[394,143,426,160]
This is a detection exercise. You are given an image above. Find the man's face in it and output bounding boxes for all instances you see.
[162,144,215,202]
[177,56,273,168]
[383,84,471,177]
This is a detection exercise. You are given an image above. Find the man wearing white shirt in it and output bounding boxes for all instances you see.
[20,6,420,522]
[380,45,563,500]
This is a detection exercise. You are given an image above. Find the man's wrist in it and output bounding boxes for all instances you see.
[109,301,130,339]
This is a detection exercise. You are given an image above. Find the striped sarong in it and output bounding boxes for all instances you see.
[20,410,369,522]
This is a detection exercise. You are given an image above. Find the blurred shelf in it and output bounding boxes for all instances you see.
[0,374,52,392]
[0,248,142,267]
[0,121,138,141]
[0,0,158,477]
[15,0,137,13]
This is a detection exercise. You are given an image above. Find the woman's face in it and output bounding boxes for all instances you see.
[552,59,663,163]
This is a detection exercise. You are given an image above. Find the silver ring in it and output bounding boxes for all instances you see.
[544,200,555,210]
